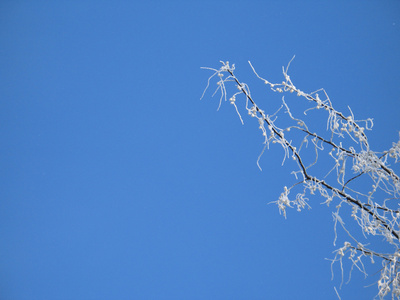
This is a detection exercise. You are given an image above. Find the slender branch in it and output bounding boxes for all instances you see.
[226,68,400,242]
[202,60,400,299]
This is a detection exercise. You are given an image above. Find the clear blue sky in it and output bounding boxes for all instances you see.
[1,1,400,299]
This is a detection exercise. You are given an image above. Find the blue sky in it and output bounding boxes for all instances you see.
[1,1,400,299]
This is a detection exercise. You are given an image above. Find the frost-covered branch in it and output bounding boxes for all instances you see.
[201,59,400,299]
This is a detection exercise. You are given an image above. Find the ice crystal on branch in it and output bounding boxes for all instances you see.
[201,58,400,299]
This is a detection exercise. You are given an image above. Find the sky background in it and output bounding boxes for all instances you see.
[1,1,400,299]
